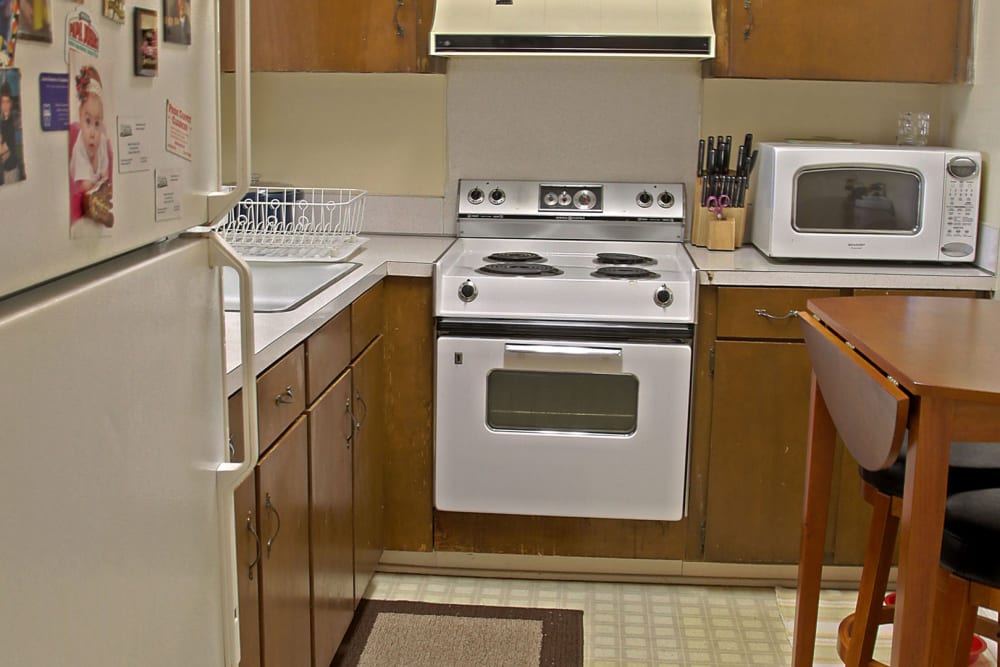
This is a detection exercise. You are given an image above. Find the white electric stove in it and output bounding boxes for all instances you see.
[433,180,698,522]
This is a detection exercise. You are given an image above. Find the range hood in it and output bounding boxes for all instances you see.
[430,0,716,59]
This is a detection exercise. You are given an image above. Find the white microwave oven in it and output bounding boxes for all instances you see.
[750,142,981,262]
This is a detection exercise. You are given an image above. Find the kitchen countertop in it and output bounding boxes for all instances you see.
[224,234,454,396]
[224,235,995,395]
[686,244,997,290]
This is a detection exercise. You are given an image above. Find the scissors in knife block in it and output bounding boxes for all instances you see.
[706,194,731,220]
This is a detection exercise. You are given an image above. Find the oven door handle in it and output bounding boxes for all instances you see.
[504,344,623,358]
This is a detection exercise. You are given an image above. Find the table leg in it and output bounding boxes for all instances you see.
[891,397,952,666]
[793,376,838,667]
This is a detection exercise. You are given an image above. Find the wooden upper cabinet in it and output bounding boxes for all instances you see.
[710,0,973,82]
[220,0,439,72]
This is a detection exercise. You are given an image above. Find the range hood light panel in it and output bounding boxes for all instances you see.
[430,0,716,59]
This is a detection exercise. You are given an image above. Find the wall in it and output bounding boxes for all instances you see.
[219,72,448,233]
[701,81,947,146]
[946,1,999,284]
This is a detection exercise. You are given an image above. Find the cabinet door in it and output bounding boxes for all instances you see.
[307,371,354,667]
[703,340,813,563]
[712,0,972,82]
[352,337,384,604]
[257,417,311,667]
[234,474,261,667]
[220,0,434,72]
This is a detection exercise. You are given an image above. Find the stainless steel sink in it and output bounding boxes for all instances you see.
[222,261,360,312]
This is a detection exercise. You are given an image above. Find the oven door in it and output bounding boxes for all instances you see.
[435,334,692,521]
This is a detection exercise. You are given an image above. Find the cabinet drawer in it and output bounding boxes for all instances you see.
[306,308,351,404]
[351,282,384,358]
[257,345,306,451]
[717,287,841,340]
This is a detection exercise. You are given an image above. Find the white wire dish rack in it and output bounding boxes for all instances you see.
[218,186,367,261]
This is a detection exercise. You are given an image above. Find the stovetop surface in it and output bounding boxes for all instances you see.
[435,238,697,324]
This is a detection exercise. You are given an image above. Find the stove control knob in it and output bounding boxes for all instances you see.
[657,191,675,208]
[653,284,674,308]
[636,191,653,208]
[468,187,485,205]
[557,191,572,206]
[573,189,597,210]
[543,192,558,207]
[458,280,478,303]
[489,188,506,205]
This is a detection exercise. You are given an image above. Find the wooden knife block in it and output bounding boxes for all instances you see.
[691,177,747,251]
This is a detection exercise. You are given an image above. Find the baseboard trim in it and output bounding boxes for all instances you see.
[378,550,892,588]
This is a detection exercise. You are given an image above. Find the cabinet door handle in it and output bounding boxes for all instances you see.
[344,399,355,447]
[743,0,754,41]
[354,391,368,430]
[394,0,405,37]
[754,308,799,321]
[246,511,261,580]
[274,385,295,405]
[228,432,236,460]
[264,493,281,557]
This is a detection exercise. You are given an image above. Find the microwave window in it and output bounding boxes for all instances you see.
[793,168,922,234]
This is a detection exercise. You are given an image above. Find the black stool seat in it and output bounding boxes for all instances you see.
[860,439,1000,498]
[941,488,1000,588]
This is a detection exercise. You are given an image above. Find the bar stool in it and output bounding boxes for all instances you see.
[836,443,1000,666]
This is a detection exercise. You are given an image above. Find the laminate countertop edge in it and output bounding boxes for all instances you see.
[224,234,455,396]
[686,244,997,290]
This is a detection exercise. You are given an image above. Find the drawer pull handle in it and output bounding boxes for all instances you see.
[354,391,368,431]
[754,308,799,321]
[274,386,295,405]
[246,511,261,580]
[264,493,281,557]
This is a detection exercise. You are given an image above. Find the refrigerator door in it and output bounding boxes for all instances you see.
[0,0,251,299]
[0,236,248,666]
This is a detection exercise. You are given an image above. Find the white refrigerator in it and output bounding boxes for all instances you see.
[0,1,258,665]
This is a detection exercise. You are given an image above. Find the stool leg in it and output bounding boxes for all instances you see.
[844,490,898,666]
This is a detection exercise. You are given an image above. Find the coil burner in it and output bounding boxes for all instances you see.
[591,266,661,280]
[478,263,564,277]
[485,252,547,263]
[594,253,656,266]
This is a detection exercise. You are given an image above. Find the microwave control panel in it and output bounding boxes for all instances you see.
[940,155,981,259]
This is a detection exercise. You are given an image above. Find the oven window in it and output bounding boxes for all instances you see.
[486,370,638,434]
[793,167,922,234]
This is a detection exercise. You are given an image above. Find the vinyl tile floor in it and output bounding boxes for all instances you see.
[364,572,793,666]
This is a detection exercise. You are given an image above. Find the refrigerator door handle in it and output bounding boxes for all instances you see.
[198,0,252,227]
[206,231,257,667]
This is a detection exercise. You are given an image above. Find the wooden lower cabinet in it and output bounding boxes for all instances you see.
[234,475,261,667]
[703,340,814,563]
[351,336,384,604]
[307,372,355,667]
[257,417,312,667]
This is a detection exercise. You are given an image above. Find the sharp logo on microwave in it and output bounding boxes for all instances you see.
[847,243,867,250]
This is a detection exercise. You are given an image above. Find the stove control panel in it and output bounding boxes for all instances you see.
[457,180,687,242]
[458,180,684,220]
